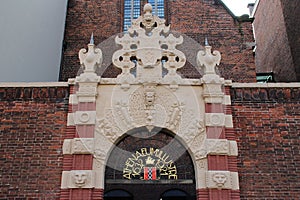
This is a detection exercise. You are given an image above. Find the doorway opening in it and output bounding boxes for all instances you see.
[104,189,133,200]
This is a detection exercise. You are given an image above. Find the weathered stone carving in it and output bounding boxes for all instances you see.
[197,41,224,103]
[73,171,88,187]
[112,4,185,89]
[74,111,96,125]
[62,138,94,154]
[192,139,238,159]
[61,170,95,189]
[93,148,107,168]
[206,171,239,190]
[205,113,225,127]
[212,172,227,188]
[73,138,94,154]
[76,35,102,102]
[79,34,103,74]
[197,42,221,76]
[182,119,205,144]
[165,102,183,131]
[96,118,118,142]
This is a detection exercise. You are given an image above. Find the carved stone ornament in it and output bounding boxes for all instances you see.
[112,3,186,89]
[61,170,95,189]
[96,117,119,143]
[75,35,102,102]
[205,113,225,127]
[74,111,96,125]
[192,139,238,159]
[126,85,182,131]
[206,171,239,190]
[79,34,103,75]
[197,42,225,103]
[197,44,221,76]
[62,138,94,154]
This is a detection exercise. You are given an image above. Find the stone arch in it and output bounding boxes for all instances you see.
[104,127,197,200]
[160,188,190,200]
[104,189,133,200]
[61,3,240,199]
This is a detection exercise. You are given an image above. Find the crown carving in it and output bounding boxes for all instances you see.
[145,156,156,165]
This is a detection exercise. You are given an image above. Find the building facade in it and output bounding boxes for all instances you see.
[253,0,300,82]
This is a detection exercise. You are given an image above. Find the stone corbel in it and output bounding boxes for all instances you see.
[63,138,94,154]
[61,170,95,189]
[206,171,239,190]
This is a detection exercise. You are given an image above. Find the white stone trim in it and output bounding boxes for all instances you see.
[225,115,233,128]
[0,82,68,87]
[229,141,238,156]
[67,113,75,126]
[205,113,225,127]
[206,139,238,156]
[61,170,95,189]
[232,82,300,88]
[74,111,96,125]
[223,95,231,105]
[206,171,239,190]
[69,94,78,105]
[63,138,94,155]
[193,139,238,160]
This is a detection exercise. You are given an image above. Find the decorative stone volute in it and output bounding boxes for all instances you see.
[112,3,186,89]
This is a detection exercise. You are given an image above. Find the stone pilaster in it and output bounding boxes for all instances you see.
[197,45,240,200]
[61,38,103,200]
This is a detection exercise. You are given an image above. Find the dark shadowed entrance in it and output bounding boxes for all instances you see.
[104,127,196,200]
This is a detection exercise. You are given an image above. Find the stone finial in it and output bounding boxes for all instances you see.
[197,44,221,75]
[79,36,102,74]
[143,3,152,13]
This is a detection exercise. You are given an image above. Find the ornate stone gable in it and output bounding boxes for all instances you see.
[61,3,240,200]
[112,3,186,89]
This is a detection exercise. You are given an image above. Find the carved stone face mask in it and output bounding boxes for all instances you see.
[74,172,87,187]
[213,173,227,187]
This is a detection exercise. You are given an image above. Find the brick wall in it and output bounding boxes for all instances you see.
[280,0,300,81]
[231,84,300,199]
[0,86,69,199]
[253,0,298,82]
[60,0,256,83]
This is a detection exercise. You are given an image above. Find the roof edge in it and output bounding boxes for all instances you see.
[216,0,253,22]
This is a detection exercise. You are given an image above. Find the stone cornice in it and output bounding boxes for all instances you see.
[0,82,68,87]
[232,83,300,88]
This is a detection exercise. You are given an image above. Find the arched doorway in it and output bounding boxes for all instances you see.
[104,189,133,200]
[104,127,196,200]
[161,189,189,200]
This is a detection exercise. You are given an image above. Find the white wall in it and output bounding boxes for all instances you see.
[0,0,68,82]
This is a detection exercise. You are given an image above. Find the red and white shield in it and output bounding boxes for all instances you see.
[144,167,157,180]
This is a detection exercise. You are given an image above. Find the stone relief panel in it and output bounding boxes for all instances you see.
[61,170,95,189]
[63,138,94,154]
[206,171,239,190]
